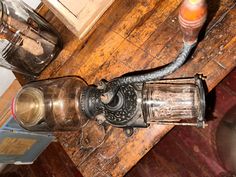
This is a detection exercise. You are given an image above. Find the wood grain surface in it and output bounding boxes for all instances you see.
[41,0,115,39]
[16,0,236,176]
[0,143,83,177]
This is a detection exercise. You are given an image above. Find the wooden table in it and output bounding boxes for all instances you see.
[16,0,236,176]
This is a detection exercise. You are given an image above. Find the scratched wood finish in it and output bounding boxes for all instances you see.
[15,0,236,176]
[42,0,115,39]
[0,143,83,177]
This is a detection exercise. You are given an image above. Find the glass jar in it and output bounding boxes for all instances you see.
[142,76,205,126]
[12,77,88,131]
[0,0,62,76]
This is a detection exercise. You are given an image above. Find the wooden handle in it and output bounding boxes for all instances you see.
[178,0,207,44]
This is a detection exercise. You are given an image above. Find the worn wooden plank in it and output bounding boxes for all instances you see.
[1,143,83,177]
[13,0,236,177]
[82,0,183,83]
[41,0,115,39]
[140,0,235,65]
[127,0,182,47]
[85,0,236,84]
[105,0,159,38]
[84,0,232,84]
[51,1,235,177]
[38,0,132,79]
[54,0,159,77]
[40,0,135,79]
[80,125,173,177]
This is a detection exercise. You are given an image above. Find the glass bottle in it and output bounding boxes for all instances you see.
[0,0,62,76]
[12,77,88,131]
